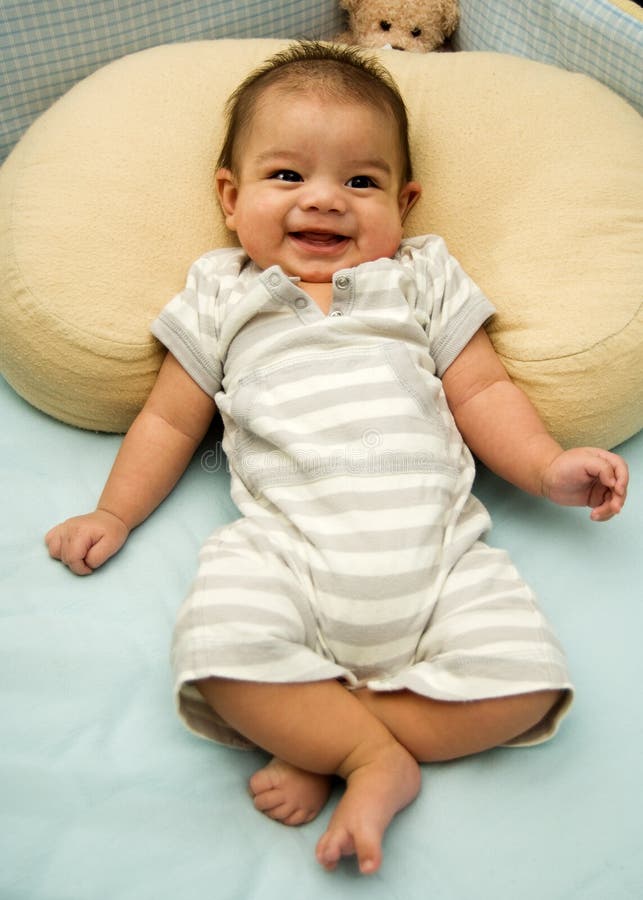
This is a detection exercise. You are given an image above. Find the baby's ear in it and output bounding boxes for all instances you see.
[215,168,238,229]
[399,181,422,221]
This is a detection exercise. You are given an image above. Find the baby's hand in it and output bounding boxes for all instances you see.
[541,448,629,522]
[45,509,129,575]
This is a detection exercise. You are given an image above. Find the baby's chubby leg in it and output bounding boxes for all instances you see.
[197,678,421,874]
[353,687,565,761]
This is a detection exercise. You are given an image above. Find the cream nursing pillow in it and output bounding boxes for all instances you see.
[0,40,641,446]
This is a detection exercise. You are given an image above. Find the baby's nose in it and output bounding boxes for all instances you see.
[299,180,345,214]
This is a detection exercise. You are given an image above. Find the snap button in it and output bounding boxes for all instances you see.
[268,273,280,286]
[329,310,343,318]
[294,297,307,309]
[335,275,350,289]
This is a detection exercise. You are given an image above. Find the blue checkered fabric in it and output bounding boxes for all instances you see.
[3,1,641,165]
[0,0,345,164]
[453,0,643,116]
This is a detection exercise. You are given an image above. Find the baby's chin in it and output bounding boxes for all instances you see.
[251,237,389,283]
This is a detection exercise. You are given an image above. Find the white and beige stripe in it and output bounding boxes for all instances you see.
[152,236,572,748]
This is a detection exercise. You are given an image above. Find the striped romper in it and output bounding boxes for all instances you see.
[151,235,573,749]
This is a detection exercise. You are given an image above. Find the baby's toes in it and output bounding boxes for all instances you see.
[282,807,314,826]
[248,758,332,826]
[265,800,298,822]
[316,825,355,871]
[248,766,275,797]
[251,786,287,814]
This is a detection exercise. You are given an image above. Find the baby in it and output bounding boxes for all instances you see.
[46,42,628,875]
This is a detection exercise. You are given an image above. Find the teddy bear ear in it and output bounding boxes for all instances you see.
[338,0,361,12]
[441,0,460,37]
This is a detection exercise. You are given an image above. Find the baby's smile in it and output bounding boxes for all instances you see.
[289,231,350,252]
[215,85,419,287]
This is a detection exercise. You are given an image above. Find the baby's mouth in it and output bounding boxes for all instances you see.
[290,231,349,250]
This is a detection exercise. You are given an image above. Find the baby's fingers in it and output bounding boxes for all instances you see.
[60,533,96,575]
[588,454,628,521]
[84,531,126,571]
[590,495,619,522]
[45,521,96,575]
[44,526,63,560]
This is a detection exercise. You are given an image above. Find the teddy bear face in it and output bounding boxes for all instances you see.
[341,0,459,53]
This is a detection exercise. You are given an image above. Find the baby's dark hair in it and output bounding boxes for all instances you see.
[217,41,413,183]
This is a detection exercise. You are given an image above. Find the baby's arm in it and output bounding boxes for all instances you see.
[46,352,217,574]
[441,329,628,521]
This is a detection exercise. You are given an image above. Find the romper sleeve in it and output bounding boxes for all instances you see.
[150,250,234,398]
[404,235,496,378]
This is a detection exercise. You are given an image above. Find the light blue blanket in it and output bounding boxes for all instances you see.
[2,374,641,899]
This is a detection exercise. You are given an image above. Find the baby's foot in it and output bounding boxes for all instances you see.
[315,740,421,875]
[249,758,333,826]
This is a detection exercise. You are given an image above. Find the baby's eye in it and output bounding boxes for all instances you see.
[270,170,302,182]
[346,175,376,189]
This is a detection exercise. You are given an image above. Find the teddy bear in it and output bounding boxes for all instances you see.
[336,0,459,53]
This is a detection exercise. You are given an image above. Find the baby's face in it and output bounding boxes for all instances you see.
[216,87,420,283]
